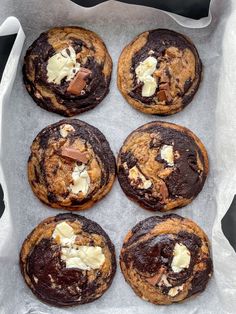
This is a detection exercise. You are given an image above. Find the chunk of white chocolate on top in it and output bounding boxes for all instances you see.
[62,246,105,270]
[52,221,76,246]
[141,76,157,97]
[59,124,75,138]
[128,166,152,190]
[70,164,90,195]
[171,243,191,273]
[52,222,105,270]
[135,56,158,97]
[160,145,174,166]
[168,284,184,297]
[158,274,172,287]
[47,46,81,84]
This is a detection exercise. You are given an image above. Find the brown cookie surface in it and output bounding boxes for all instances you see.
[117,121,208,212]
[20,213,116,306]
[23,26,112,116]
[117,29,202,115]
[28,119,116,210]
[120,214,213,305]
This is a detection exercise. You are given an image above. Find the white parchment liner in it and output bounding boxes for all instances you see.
[0,0,236,313]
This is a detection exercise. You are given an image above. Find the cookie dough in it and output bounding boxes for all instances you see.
[23,26,112,116]
[117,121,208,211]
[20,213,116,306]
[120,214,213,305]
[28,119,116,210]
[117,29,202,115]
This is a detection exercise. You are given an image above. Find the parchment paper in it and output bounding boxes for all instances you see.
[1,0,236,313]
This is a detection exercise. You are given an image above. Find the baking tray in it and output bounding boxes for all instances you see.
[1,0,236,313]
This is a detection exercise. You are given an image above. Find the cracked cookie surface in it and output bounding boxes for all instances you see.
[23,26,112,116]
[20,213,116,306]
[120,214,212,305]
[117,121,208,212]
[28,119,116,210]
[117,29,202,115]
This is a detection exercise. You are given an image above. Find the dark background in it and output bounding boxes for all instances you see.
[70,0,211,19]
[1,0,235,253]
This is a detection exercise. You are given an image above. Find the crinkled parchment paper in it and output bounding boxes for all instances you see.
[1,0,236,313]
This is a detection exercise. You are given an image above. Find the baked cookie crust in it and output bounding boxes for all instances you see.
[28,119,116,210]
[117,29,202,115]
[23,26,112,116]
[117,121,208,211]
[20,213,116,306]
[120,214,213,305]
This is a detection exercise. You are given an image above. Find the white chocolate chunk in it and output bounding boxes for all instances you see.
[33,275,38,284]
[59,124,75,138]
[148,50,155,55]
[47,46,80,84]
[61,246,105,270]
[135,56,157,97]
[171,243,191,273]
[128,166,152,190]
[52,222,105,270]
[160,145,174,166]
[158,274,172,287]
[65,256,88,270]
[135,56,157,79]
[70,164,90,195]
[52,222,76,246]
[141,76,157,97]
[168,285,184,297]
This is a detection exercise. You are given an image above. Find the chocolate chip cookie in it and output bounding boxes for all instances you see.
[120,214,213,305]
[117,121,208,211]
[117,29,202,115]
[23,26,112,116]
[20,213,116,306]
[28,119,116,210]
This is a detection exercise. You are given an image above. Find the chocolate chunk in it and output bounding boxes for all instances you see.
[159,181,169,202]
[67,68,92,95]
[145,267,166,286]
[59,146,89,163]
[157,89,172,103]
[157,90,167,101]
[159,82,169,90]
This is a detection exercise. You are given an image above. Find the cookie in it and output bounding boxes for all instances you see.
[120,214,213,305]
[117,29,202,115]
[117,121,208,211]
[28,119,116,210]
[20,213,116,306]
[23,26,112,116]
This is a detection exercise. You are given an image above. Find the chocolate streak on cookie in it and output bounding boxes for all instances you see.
[122,214,212,297]
[188,258,213,297]
[129,29,202,109]
[147,124,206,199]
[23,31,111,116]
[24,214,116,307]
[118,123,206,211]
[123,214,182,248]
[30,119,115,207]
